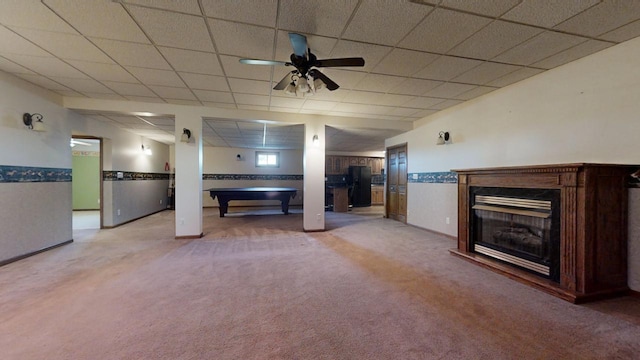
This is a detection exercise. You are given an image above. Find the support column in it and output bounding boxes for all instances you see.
[303,121,325,231]
[174,112,203,238]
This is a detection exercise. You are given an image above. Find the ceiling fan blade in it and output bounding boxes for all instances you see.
[314,57,365,68]
[239,58,289,66]
[273,72,294,90]
[310,69,339,91]
[288,33,308,58]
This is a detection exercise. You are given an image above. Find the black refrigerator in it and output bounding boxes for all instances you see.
[348,166,371,207]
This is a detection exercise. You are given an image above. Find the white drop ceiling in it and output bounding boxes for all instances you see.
[2,0,640,151]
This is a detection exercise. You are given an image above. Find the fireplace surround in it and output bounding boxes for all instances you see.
[452,163,635,303]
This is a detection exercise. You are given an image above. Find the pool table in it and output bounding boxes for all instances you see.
[206,187,298,217]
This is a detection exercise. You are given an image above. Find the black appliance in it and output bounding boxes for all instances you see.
[348,166,371,207]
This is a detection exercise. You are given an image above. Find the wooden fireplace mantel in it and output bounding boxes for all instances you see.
[451,163,636,303]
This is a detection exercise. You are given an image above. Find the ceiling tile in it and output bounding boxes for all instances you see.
[274,31,337,62]
[402,97,445,109]
[67,61,138,83]
[449,20,543,60]
[220,55,272,81]
[320,69,367,90]
[127,67,185,87]
[301,100,336,111]
[102,81,154,96]
[15,73,71,91]
[193,89,234,103]
[600,19,640,42]
[202,0,277,27]
[440,0,521,17]
[531,39,614,69]
[452,62,521,85]
[237,104,269,111]
[330,40,392,72]
[412,109,439,118]
[84,92,127,100]
[167,99,201,106]
[15,28,113,63]
[269,96,305,109]
[343,90,383,104]
[228,78,272,95]
[554,1,640,37]
[0,1,77,33]
[493,31,588,65]
[386,107,422,117]
[352,74,405,92]
[45,0,149,43]
[50,77,114,93]
[388,78,443,96]
[0,27,50,57]
[180,72,229,91]
[372,48,439,77]
[124,0,202,15]
[158,47,223,75]
[125,95,165,103]
[148,86,197,100]
[0,56,36,74]
[234,94,270,106]
[333,102,392,115]
[91,39,171,69]
[414,55,483,81]
[343,0,433,46]
[54,89,84,97]
[455,86,497,100]
[208,20,275,59]
[377,94,416,107]
[277,0,358,37]
[424,82,477,98]
[502,0,600,28]
[2,54,89,78]
[128,6,213,51]
[204,102,237,109]
[486,67,545,87]
[429,99,464,110]
[400,8,492,54]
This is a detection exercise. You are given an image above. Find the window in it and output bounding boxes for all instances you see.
[255,151,279,168]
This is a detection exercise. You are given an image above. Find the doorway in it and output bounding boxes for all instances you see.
[71,137,102,230]
[386,144,407,223]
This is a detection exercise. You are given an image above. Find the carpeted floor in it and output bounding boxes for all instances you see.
[0,207,639,359]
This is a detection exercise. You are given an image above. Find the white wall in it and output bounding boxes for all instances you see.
[386,37,640,291]
[0,71,171,265]
[201,146,304,207]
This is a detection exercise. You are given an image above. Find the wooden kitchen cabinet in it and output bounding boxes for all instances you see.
[371,185,384,205]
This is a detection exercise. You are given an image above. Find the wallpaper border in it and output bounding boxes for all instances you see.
[0,165,71,183]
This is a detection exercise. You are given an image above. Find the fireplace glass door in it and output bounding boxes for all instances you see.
[471,187,560,282]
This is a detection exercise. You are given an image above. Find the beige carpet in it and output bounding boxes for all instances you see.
[1,207,639,359]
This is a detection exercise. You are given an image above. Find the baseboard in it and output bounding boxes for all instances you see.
[103,208,167,229]
[407,223,457,241]
[175,233,204,240]
[0,239,73,267]
[629,289,640,298]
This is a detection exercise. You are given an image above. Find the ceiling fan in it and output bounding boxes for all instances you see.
[239,33,365,95]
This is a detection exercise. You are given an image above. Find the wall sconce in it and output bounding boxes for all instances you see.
[23,113,45,131]
[181,128,192,143]
[436,131,450,145]
[236,154,243,161]
[312,134,319,147]
[141,144,152,155]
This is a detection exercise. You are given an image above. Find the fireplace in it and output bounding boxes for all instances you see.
[452,164,634,303]
[470,187,560,282]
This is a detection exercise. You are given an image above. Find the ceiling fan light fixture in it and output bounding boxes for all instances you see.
[284,82,297,96]
[296,76,309,93]
[313,77,326,91]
